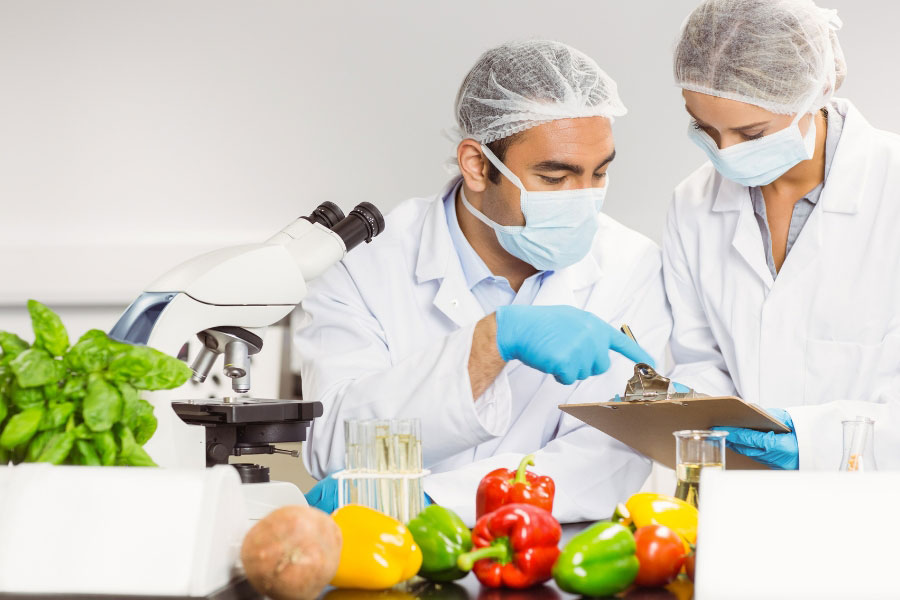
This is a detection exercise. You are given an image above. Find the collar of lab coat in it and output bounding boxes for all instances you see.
[709,98,871,289]
[711,98,870,216]
[415,177,603,326]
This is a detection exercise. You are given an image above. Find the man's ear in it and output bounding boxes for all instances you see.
[457,139,489,193]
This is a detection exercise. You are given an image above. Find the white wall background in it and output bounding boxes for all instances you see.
[2,0,898,312]
[1,0,898,494]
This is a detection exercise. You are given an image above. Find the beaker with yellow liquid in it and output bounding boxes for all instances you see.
[673,430,727,508]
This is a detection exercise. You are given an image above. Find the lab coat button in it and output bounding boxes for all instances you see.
[451,299,459,308]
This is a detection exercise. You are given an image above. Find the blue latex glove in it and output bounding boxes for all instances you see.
[304,473,339,513]
[495,305,655,385]
[711,408,799,470]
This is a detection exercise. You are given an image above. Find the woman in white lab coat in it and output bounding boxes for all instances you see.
[665,0,900,470]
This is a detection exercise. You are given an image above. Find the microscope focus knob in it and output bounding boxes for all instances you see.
[208,443,232,464]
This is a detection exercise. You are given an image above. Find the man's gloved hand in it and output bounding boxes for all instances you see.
[304,473,339,513]
[712,407,798,470]
[495,305,655,385]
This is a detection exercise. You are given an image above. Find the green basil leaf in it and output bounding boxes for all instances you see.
[72,423,93,440]
[107,345,154,382]
[0,406,45,449]
[124,444,157,467]
[114,423,157,467]
[131,399,158,445]
[75,439,101,466]
[82,377,122,432]
[27,300,69,357]
[117,381,140,426]
[38,402,75,431]
[10,348,65,388]
[37,431,75,464]
[109,344,190,391]
[92,431,117,466]
[26,430,54,461]
[62,375,88,400]
[115,422,136,452]
[64,329,113,373]
[0,447,8,465]
[0,394,7,424]
[11,384,45,410]
[0,332,30,359]
[43,382,64,402]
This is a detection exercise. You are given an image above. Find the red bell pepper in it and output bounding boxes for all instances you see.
[476,454,555,519]
[456,503,561,589]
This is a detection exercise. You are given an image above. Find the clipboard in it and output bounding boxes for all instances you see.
[559,363,792,470]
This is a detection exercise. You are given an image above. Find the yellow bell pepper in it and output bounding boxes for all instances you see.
[619,493,699,546]
[330,505,423,590]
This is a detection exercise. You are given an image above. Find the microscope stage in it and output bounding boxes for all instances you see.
[171,398,323,425]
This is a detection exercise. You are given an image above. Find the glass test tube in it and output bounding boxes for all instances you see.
[372,419,393,517]
[343,419,359,506]
[393,418,423,522]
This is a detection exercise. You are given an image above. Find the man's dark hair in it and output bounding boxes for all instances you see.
[485,133,521,185]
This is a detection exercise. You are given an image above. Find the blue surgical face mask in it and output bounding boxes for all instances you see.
[688,110,817,187]
[459,144,606,271]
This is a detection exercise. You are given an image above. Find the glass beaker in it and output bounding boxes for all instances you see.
[673,430,727,508]
[839,417,877,472]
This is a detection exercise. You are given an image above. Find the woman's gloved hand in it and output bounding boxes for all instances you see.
[495,305,655,385]
[712,408,799,470]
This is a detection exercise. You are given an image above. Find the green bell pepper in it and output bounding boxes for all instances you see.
[552,521,639,597]
[407,505,473,582]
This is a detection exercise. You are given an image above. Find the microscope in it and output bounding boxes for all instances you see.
[108,201,384,514]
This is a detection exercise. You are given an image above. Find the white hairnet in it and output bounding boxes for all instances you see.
[674,0,846,115]
[454,40,626,145]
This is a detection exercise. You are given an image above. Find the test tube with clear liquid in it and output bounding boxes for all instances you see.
[343,419,360,505]
[394,419,423,522]
[374,419,395,517]
[673,430,727,508]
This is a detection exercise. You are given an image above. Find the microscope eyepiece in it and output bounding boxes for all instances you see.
[305,201,345,229]
[331,202,386,251]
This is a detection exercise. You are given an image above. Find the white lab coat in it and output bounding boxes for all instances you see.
[665,99,900,470]
[295,178,673,525]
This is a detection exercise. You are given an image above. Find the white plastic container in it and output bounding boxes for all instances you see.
[0,463,247,596]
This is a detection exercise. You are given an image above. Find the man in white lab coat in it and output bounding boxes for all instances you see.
[296,40,673,524]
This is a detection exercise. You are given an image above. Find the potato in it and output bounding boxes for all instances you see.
[241,505,342,600]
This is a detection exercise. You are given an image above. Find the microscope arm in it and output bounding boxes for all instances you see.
[108,201,385,468]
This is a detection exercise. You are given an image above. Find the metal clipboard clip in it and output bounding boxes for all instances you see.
[617,362,703,403]
[614,324,705,403]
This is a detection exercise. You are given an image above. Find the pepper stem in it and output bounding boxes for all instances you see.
[513,454,535,485]
[456,540,511,571]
